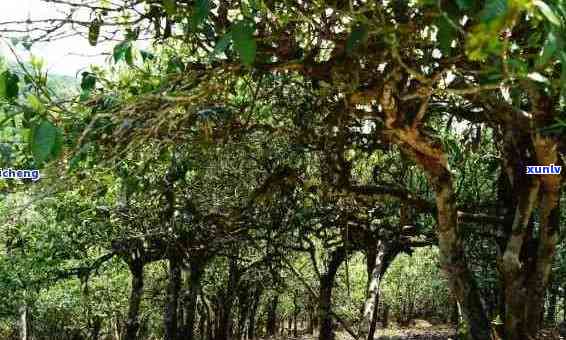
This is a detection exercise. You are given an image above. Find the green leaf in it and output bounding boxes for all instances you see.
[125,45,134,66]
[232,21,256,66]
[80,72,96,92]
[88,19,101,46]
[211,32,233,58]
[140,50,155,62]
[533,0,562,27]
[80,72,96,101]
[31,119,61,164]
[0,70,20,101]
[27,94,45,114]
[163,0,177,16]
[436,17,455,56]
[166,57,184,73]
[537,31,558,67]
[480,0,507,22]
[345,24,369,55]
[113,41,132,63]
[507,58,528,77]
[559,52,566,102]
[455,0,473,10]
[190,0,210,30]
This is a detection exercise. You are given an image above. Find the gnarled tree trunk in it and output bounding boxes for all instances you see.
[361,241,386,340]
[318,247,346,340]
[125,261,144,340]
[361,241,399,340]
[498,132,563,339]
[379,80,492,340]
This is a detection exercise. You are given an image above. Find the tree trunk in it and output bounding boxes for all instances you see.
[306,301,315,335]
[216,258,239,340]
[498,134,562,339]
[361,241,388,340]
[200,296,213,340]
[450,300,459,325]
[203,297,214,340]
[91,315,102,340]
[293,291,299,337]
[247,287,262,340]
[380,85,492,340]
[266,295,278,336]
[524,182,561,336]
[235,289,249,340]
[165,256,181,340]
[184,260,205,340]
[125,261,144,340]
[198,304,207,340]
[432,172,492,340]
[318,248,346,340]
[19,304,27,340]
[113,315,121,340]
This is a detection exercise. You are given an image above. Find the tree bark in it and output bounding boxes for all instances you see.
[183,260,205,340]
[380,80,492,340]
[19,304,27,340]
[433,171,492,340]
[293,291,300,337]
[165,255,181,340]
[318,248,346,340]
[200,296,213,340]
[266,295,278,336]
[247,287,262,340]
[125,261,144,340]
[498,133,562,339]
[235,289,249,340]
[91,315,102,340]
[524,168,561,336]
[361,241,387,340]
[216,258,239,340]
[306,300,315,335]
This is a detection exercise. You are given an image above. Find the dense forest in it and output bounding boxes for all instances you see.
[0,1,566,340]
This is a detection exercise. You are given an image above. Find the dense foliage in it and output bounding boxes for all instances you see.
[0,1,566,340]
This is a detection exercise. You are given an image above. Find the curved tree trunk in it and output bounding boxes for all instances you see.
[125,261,144,340]
[380,86,492,340]
[318,248,346,340]
[361,241,386,340]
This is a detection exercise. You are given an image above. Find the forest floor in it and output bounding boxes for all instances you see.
[266,324,456,340]
[372,325,456,340]
[264,324,566,340]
